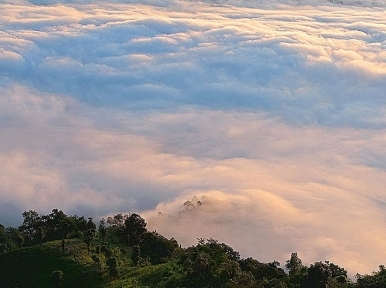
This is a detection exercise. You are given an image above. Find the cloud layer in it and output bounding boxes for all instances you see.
[1,0,386,276]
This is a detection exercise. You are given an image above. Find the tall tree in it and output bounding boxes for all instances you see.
[19,210,42,245]
[121,213,147,246]
[285,252,303,276]
[98,218,107,241]
[46,209,73,241]
[140,231,178,264]
[84,218,96,252]
[0,224,8,244]
[307,261,332,288]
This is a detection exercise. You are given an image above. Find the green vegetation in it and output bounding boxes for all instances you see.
[0,239,104,287]
[1,199,386,287]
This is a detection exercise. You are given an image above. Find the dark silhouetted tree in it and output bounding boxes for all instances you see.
[307,261,332,288]
[141,231,178,264]
[356,265,386,288]
[106,257,118,277]
[16,234,24,249]
[19,210,42,245]
[98,218,107,241]
[121,213,147,246]
[52,270,64,288]
[285,252,303,276]
[0,224,11,251]
[132,245,141,266]
[84,218,96,252]
[0,243,7,254]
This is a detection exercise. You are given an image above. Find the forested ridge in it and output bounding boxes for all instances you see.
[1,200,385,288]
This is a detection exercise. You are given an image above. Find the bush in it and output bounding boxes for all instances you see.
[106,257,118,277]
[52,270,64,288]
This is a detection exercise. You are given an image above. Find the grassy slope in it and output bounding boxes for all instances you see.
[0,239,184,288]
[107,262,184,288]
[0,239,105,288]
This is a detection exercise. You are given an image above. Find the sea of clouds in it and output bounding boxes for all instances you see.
[1,0,386,276]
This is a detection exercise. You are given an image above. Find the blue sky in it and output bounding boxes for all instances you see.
[1,0,386,275]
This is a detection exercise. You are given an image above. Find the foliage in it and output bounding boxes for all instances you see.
[174,238,244,287]
[355,265,386,288]
[132,245,141,266]
[285,252,303,276]
[84,218,97,252]
[52,270,64,288]
[17,209,92,251]
[140,231,178,264]
[98,218,107,241]
[121,213,147,246]
[0,208,384,288]
[0,239,104,288]
[106,257,119,277]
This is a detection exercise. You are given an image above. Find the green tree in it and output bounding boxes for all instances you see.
[178,238,246,288]
[356,265,386,288]
[106,257,118,277]
[121,213,147,246]
[44,209,76,251]
[107,213,126,227]
[205,238,240,262]
[0,224,11,252]
[0,224,8,243]
[140,231,178,264]
[307,261,332,288]
[15,234,24,249]
[98,218,107,241]
[105,213,128,243]
[84,218,96,252]
[239,257,286,285]
[92,254,103,273]
[327,261,347,279]
[132,245,141,266]
[218,260,242,286]
[5,226,19,249]
[283,253,308,287]
[304,261,348,288]
[19,210,42,245]
[285,253,303,276]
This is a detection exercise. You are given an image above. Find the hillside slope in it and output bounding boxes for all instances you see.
[0,239,104,288]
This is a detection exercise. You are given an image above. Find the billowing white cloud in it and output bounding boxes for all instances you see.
[1,0,386,276]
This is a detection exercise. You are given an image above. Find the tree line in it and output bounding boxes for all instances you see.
[0,204,385,287]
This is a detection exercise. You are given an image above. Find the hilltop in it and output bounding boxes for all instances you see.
[1,208,386,287]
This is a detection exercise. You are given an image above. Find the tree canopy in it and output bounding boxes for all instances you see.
[0,205,384,288]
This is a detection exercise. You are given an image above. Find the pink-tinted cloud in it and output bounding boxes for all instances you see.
[1,0,386,277]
